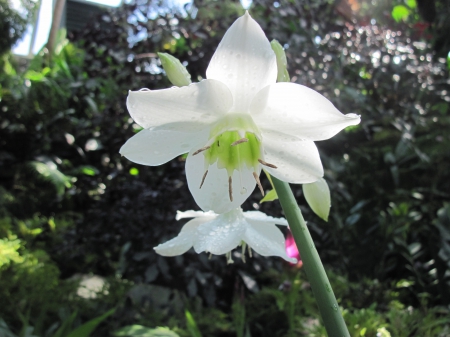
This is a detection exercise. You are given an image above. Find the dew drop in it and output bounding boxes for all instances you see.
[332,304,338,311]
[240,187,247,195]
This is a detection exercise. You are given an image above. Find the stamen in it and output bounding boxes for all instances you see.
[226,251,234,264]
[228,176,233,201]
[192,145,211,156]
[231,138,248,146]
[248,246,253,258]
[258,159,278,169]
[199,170,208,188]
[209,253,212,260]
[253,172,265,196]
[241,243,247,263]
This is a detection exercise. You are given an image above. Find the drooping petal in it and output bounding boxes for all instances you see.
[175,210,217,221]
[243,211,288,226]
[119,127,209,166]
[193,213,247,255]
[262,133,324,183]
[250,82,361,141]
[154,218,205,256]
[185,148,258,214]
[206,11,277,112]
[243,222,297,263]
[127,79,233,130]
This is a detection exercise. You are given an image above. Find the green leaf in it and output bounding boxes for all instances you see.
[24,70,47,82]
[52,311,78,337]
[30,161,73,196]
[129,168,139,176]
[78,166,98,176]
[260,189,278,203]
[114,325,179,337]
[65,308,115,337]
[406,0,417,9]
[392,5,410,22]
[185,310,202,337]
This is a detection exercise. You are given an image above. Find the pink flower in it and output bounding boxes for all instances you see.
[285,230,303,267]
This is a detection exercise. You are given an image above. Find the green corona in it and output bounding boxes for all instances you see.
[192,113,276,201]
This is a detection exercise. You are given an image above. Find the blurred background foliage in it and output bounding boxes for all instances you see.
[1,0,449,336]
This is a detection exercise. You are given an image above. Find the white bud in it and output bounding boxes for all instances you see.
[158,52,192,87]
[302,178,331,221]
[270,39,290,83]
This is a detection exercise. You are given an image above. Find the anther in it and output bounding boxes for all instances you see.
[258,159,278,169]
[199,170,208,188]
[228,176,233,202]
[192,145,211,156]
[253,172,265,196]
[231,138,248,146]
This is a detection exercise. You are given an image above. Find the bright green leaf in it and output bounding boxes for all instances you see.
[392,5,410,22]
[185,310,202,337]
[406,0,417,9]
[79,166,98,176]
[260,189,278,203]
[129,168,139,175]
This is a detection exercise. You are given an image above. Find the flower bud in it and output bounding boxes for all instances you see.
[302,178,331,221]
[270,39,290,83]
[158,52,192,87]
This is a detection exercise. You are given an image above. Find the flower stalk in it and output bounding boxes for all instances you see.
[272,177,350,337]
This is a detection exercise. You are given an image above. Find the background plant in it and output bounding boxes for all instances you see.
[0,0,449,336]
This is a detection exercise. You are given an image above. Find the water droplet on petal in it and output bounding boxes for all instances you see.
[240,187,247,195]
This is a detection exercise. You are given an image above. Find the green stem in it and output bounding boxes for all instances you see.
[272,177,350,337]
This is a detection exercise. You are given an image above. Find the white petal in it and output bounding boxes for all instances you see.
[119,128,208,166]
[243,211,288,226]
[175,210,217,221]
[154,218,204,256]
[250,82,361,141]
[206,12,277,112]
[193,212,247,255]
[127,79,233,130]
[262,133,323,183]
[185,148,259,214]
[243,222,296,263]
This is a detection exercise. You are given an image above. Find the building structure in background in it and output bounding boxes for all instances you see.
[13,0,121,56]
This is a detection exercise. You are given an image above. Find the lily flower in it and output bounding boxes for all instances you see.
[154,208,297,264]
[120,12,360,214]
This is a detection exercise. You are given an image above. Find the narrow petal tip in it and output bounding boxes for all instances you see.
[345,113,361,124]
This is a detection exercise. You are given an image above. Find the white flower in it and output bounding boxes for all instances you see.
[120,12,360,214]
[154,208,297,264]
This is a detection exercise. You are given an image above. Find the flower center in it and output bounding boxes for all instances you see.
[193,113,275,201]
